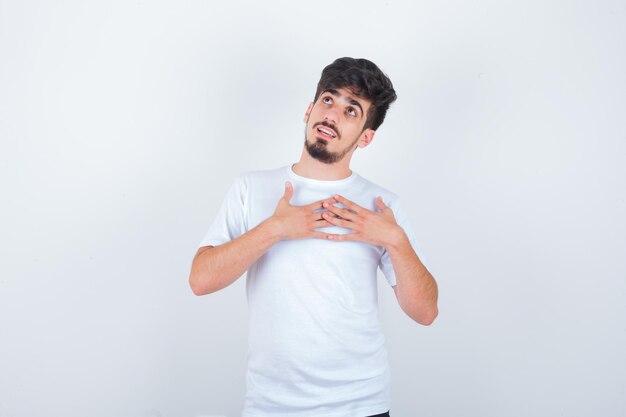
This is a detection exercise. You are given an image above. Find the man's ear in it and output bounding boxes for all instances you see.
[357,128,376,148]
[303,102,314,123]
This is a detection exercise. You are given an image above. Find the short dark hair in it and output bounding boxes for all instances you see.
[313,57,397,131]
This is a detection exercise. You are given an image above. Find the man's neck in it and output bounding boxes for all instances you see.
[292,148,353,180]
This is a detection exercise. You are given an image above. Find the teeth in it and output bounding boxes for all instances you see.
[318,127,336,137]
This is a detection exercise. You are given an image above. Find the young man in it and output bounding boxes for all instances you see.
[189,57,438,417]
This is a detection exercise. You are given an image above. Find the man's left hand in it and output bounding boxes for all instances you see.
[322,194,405,248]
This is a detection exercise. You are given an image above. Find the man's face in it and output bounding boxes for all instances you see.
[303,87,374,164]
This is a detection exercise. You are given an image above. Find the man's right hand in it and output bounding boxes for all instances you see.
[269,181,336,240]
[190,181,336,295]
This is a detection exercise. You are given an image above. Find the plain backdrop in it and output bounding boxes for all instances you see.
[1,1,625,416]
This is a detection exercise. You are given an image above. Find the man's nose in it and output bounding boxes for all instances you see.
[323,107,339,125]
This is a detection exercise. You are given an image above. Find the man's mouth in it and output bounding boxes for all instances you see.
[316,125,337,140]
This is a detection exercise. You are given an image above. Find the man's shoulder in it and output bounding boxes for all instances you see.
[354,172,400,202]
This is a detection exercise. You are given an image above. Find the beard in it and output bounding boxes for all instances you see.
[304,134,359,164]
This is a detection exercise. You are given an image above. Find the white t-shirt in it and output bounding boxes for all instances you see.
[199,165,428,417]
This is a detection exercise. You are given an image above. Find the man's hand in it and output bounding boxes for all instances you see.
[321,194,405,247]
[323,194,439,325]
[271,181,336,240]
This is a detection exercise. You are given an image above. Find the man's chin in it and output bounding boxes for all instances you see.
[305,143,332,163]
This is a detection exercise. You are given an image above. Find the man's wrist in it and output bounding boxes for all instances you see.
[384,225,410,251]
[260,216,286,243]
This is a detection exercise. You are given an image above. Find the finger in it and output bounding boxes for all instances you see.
[308,212,335,222]
[333,194,367,214]
[322,202,357,221]
[375,196,387,211]
[322,212,355,229]
[309,230,334,240]
[307,197,337,210]
[283,181,293,202]
[312,219,334,228]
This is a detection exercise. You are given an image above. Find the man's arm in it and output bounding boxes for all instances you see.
[189,220,281,296]
[189,181,335,296]
[320,194,439,325]
[387,233,438,325]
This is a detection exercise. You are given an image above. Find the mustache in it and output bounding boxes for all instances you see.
[313,121,340,139]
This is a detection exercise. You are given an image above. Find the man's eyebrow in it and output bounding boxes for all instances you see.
[323,88,364,117]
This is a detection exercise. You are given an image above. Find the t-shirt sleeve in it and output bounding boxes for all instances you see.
[378,197,430,287]
[197,175,248,249]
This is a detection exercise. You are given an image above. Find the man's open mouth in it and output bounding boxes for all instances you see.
[316,126,337,139]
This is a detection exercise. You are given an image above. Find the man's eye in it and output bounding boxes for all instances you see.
[347,108,357,117]
[323,97,332,104]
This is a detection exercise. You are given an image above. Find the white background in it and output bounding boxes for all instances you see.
[1,1,625,416]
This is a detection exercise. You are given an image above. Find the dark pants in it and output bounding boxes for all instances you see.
[366,412,390,417]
